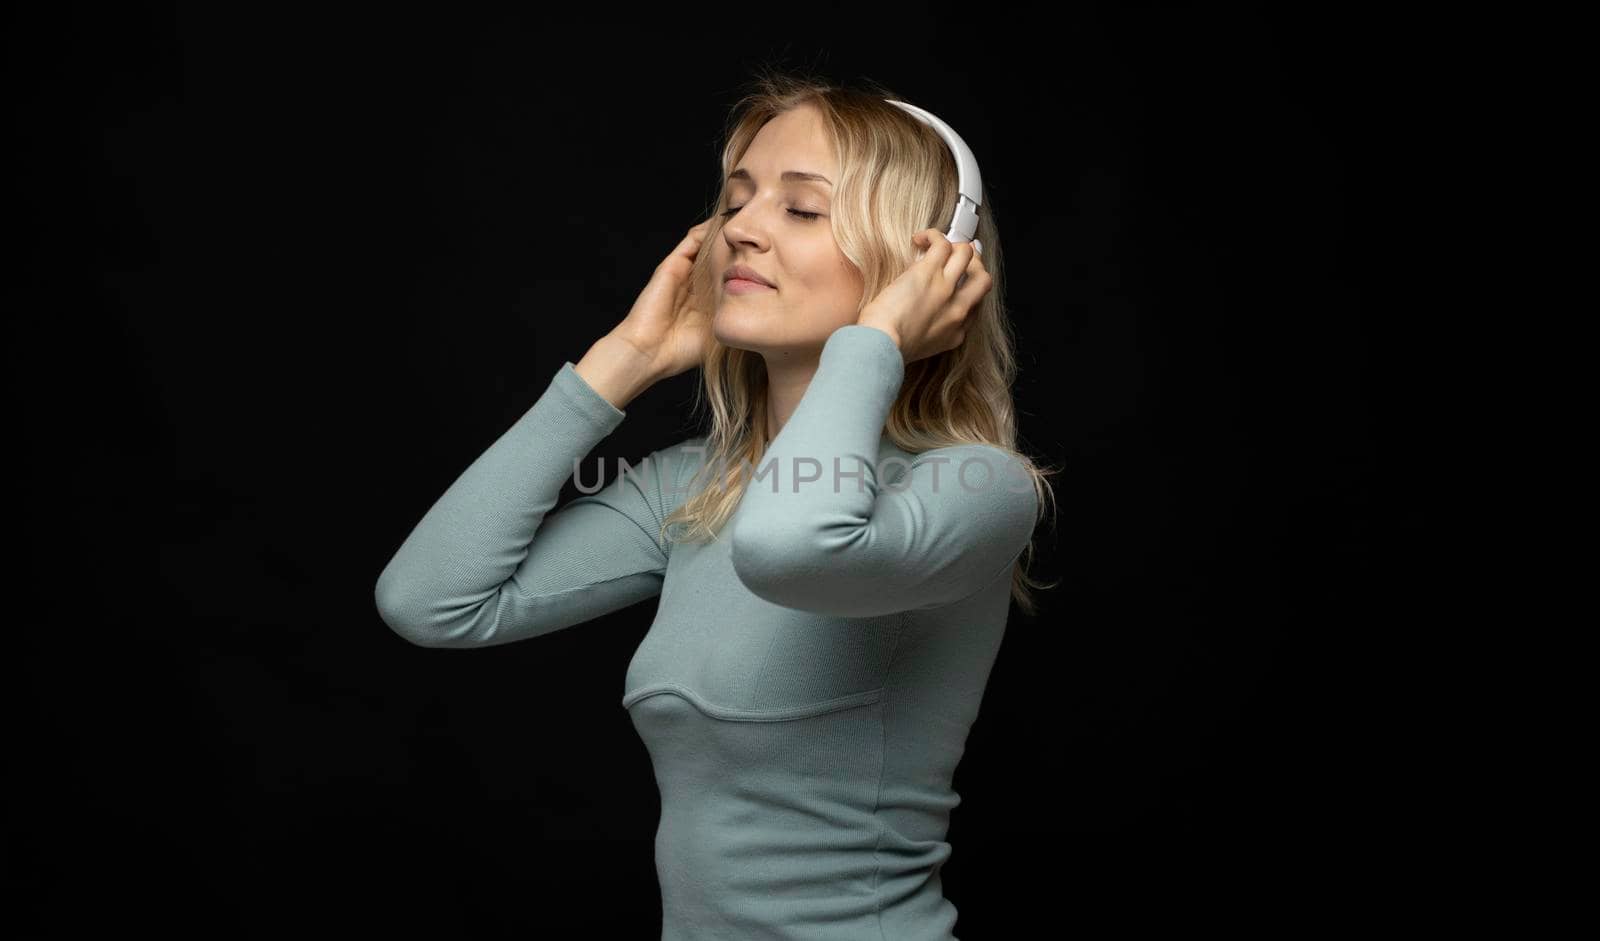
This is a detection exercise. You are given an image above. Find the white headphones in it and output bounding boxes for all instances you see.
[884,99,985,259]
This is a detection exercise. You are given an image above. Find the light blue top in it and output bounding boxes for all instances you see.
[375,324,1040,940]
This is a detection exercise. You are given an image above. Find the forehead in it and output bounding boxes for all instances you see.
[734,105,835,180]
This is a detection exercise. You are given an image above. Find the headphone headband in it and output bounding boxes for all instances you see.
[884,99,984,257]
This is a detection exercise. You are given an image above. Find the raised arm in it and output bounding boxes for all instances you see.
[730,324,1038,617]
[374,347,704,649]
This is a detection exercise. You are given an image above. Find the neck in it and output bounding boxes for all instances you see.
[761,351,821,441]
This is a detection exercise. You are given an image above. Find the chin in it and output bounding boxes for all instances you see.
[712,309,771,351]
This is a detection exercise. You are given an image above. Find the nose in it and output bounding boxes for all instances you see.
[721,221,766,253]
[720,203,773,251]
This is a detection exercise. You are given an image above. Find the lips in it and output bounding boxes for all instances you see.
[724,277,774,294]
[724,264,775,288]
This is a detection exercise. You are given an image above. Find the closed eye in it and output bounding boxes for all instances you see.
[720,206,822,222]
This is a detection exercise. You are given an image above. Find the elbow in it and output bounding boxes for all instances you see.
[730,516,922,617]
[373,574,444,648]
[732,523,877,615]
[729,521,814,608]
[729,526,781,600]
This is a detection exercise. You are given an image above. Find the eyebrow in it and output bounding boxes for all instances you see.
[727,168,832,187]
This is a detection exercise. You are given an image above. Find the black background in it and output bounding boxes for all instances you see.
[11,4,1433,936]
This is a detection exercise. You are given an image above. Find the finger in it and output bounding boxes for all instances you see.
[913,228,954,263]
[682,220,716,248]
[667,226,710,265]
[942,240,976,283]
[953,259,991,305]
[951,249,987,295]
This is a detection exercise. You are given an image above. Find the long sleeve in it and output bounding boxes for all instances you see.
[729,324,1039,618]
[374,360,704,649]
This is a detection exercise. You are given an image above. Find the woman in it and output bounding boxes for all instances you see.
[375,71,1059,940]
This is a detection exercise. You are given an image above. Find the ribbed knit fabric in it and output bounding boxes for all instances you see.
[375,324,1039,940]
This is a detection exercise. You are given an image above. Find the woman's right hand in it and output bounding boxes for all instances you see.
[610,219,717,382]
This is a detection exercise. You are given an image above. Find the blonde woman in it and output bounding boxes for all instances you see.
[376,71,1059,940]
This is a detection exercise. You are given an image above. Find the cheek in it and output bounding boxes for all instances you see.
[830,253,865,299]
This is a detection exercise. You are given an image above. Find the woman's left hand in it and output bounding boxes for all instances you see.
[856,228,992,364]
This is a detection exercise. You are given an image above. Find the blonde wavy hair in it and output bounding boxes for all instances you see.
[659,68,1061,616]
